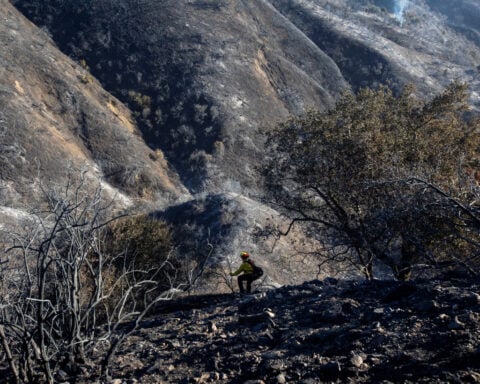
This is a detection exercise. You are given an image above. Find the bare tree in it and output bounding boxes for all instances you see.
[0,173,188,382]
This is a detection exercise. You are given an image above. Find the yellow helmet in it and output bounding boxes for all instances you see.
[240,251,249,259]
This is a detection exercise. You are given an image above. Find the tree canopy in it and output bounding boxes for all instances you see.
[261,82,480,279]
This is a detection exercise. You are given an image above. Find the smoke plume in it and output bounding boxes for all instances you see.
[393,0,410,23]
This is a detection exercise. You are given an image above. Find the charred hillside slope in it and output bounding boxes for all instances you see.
[11,0,347,192]
[2,0,480,286]
[1,4,480,380]
[17,274,479,383]
[0,0,188,212]
[12,0,480,194]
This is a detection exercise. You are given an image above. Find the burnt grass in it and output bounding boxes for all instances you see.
[81,275,480,383]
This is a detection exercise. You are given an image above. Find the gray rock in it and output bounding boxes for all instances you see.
[469,292,480,305]
[462,371,480,382]
[350,354,364,368]
[414,300,438,312]
[438,313,451,323]
[264,309,276,318]
[57,370,69,380]
[319,361,342,380]
[448,316,465,330]
[468,312,480,322]
[208,321,218,333]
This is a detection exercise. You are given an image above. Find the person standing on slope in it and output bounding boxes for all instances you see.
[230,251,262,294]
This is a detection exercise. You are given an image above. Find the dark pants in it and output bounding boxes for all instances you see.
[238,273,255,293]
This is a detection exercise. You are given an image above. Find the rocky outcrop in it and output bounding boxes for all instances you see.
[47,275,480,383]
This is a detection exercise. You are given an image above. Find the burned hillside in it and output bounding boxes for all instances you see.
[13,274,478,383]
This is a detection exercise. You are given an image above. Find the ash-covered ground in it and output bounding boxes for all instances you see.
[82,274,480,383]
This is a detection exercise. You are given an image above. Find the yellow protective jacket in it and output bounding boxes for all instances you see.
[230,261,254,276]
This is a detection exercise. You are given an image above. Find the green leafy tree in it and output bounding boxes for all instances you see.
[261,82,480,279]
[104,214,174,284]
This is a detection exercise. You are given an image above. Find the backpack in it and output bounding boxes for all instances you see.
[247,259,264,279]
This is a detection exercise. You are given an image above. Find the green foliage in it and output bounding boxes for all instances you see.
[78,58,93,84]
[104,214,175,285]
[127,90,152,113]
[262,82,480,279]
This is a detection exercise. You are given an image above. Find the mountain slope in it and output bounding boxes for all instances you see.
[11,0,480,195]
[1,0,320,289]
[11,0,349,192]
[1,0,189,212]
[270,0,480,99]
[24,275,480,383]
[3,0,480,285]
